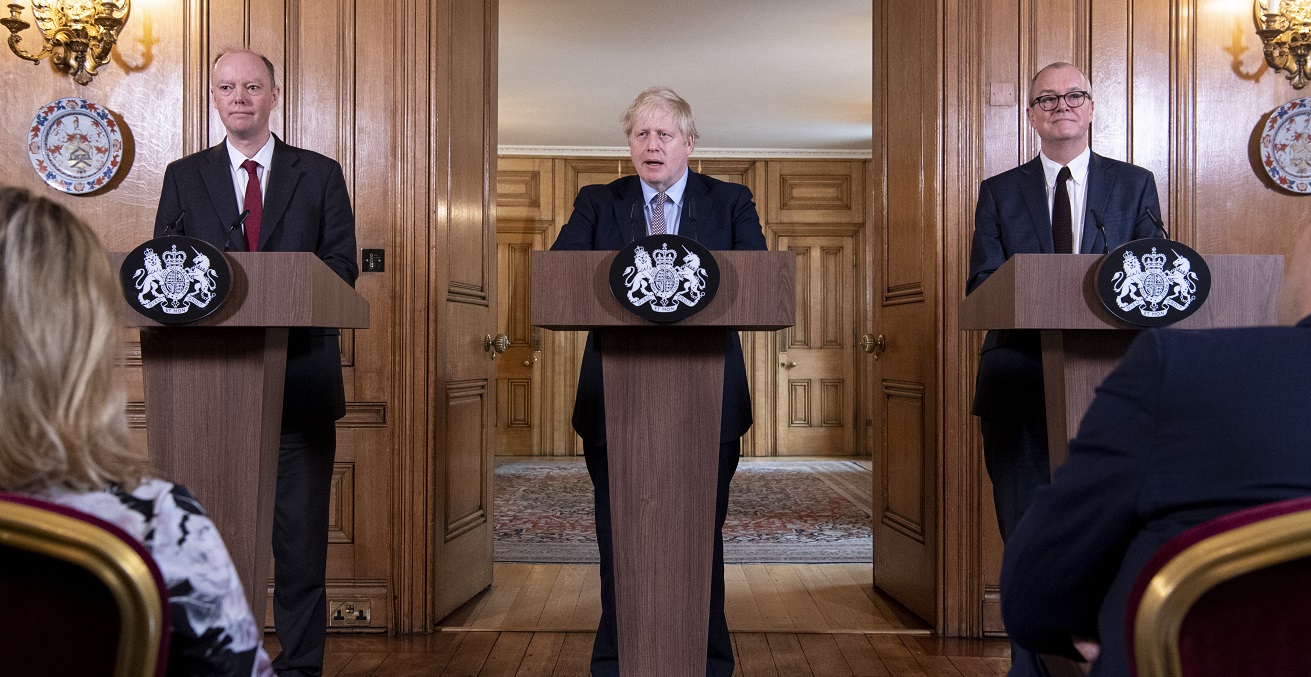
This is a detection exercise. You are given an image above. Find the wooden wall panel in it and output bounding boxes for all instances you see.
[0,4,185,250]
[496,158,554,222]
[767,161,864,224]
[444,380,489,540]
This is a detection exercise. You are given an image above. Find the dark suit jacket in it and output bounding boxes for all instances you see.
[999,316,1311,676]
[153,138,358,424]
[966,153,1160,419]
[550,172,768,445]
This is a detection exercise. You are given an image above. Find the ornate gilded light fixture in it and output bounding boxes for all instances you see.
[2,0,130,86]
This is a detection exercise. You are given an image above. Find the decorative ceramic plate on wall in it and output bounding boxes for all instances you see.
[26,98,124,195]
[1261,97,1311,194]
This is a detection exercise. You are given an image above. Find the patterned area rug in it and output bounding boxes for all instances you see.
[494,459,873,564]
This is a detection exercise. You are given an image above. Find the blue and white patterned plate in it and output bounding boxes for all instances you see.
[26,97,124,195]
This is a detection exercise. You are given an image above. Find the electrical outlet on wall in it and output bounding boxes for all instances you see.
[328,600,372,626]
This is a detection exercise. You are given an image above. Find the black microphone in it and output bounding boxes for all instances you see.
[224,209,250,252]
[628,199,642,244]
[685,198,699,242]
[1090,208,1109,254]
[164,211,185,236]
[1148,206,1170,240]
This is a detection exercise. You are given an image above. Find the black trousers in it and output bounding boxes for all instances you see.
[270,422,337,677]
[584,439,740,677]
[980,414,1052,677]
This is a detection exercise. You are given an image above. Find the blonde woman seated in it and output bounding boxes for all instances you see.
[0,187,273,676]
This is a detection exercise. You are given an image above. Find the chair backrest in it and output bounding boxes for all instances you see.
[0,492,171,677]
[1127,495,1311,677]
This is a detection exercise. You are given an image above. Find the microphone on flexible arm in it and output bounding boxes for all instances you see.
[628,199,643,244]
[1148,206,1170,241]
[224,210,250,252]
[1090,208,1109,254]
[685,198,699,242]
[163,211,186,236]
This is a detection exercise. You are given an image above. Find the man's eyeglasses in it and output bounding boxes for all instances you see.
[1029,91,1092,112]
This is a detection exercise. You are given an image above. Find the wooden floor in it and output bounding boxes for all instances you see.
[265,563,1012,675]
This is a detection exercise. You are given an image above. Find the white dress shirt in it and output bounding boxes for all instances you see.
[639,169,689,236]
[1039,146,1090,253]
[225,135,276,211]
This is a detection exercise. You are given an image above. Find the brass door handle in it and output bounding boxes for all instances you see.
[484,333,510,358]
[780,360,797,368]
[861,334,887,359]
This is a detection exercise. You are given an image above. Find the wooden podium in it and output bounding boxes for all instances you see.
[532,250,793,676]
[960,253,1282,469]
[112,251,369,623]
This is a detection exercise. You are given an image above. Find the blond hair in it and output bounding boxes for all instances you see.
[621,86,698,141]
[0,187,147,492]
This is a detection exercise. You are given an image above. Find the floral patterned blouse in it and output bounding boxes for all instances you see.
[35,478,274,677]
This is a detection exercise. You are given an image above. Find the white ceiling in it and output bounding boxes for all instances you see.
[497,0,873,157]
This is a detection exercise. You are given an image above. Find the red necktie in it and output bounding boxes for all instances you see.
[241,159,263,251]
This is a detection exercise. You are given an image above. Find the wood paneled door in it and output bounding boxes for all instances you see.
[869,0,939,625]
[774,232,858,456]
[495,230,546,455]
[426,0,500,624]
[766,161,864,458]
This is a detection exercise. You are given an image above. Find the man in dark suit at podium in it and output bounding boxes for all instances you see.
[153,50,357,677]
[967,62,1160,677]
[999,226,1311,676]
[550,87,766,677]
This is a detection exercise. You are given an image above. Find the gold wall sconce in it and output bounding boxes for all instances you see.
[2,0,130,85]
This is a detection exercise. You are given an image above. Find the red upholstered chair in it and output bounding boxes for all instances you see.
[1127,495,1311,677]
[0,492,171,677]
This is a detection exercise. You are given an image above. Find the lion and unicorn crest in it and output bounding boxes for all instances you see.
[134,245,220,315]
[622,241,708,312]
[1111,246,1198,318]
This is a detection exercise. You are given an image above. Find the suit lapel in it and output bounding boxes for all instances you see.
[200,143,243,249]
[611,176,643,247]
[260,138,303,251]
[1018,157,1053,253]
[1081,153,1116,254]
[681,172,711,244]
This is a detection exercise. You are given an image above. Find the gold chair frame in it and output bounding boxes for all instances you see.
[1132,508,1311,677]
[0,499,165,677]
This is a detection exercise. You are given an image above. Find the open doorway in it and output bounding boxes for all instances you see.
[449,0,939,663]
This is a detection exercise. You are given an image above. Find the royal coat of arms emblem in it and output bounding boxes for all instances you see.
[1112,247,1197,318]
[1095,238,1210,327]
[623,242,707,312]
[120,236,232,324]
[135,245,219,314]
[608,234,720,323]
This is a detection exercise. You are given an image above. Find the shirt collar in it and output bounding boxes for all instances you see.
[639,168,690,207]
[1039,146,1091,186]
[226,135,276,172]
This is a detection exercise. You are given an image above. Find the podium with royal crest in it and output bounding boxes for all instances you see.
[532,247,793,677]
[112,250,368,624]
[961,252,1282,470]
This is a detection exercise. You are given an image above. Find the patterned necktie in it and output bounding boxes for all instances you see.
[1051,165,1073,254]
[241,159,263,251]
[649,192,668,236]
